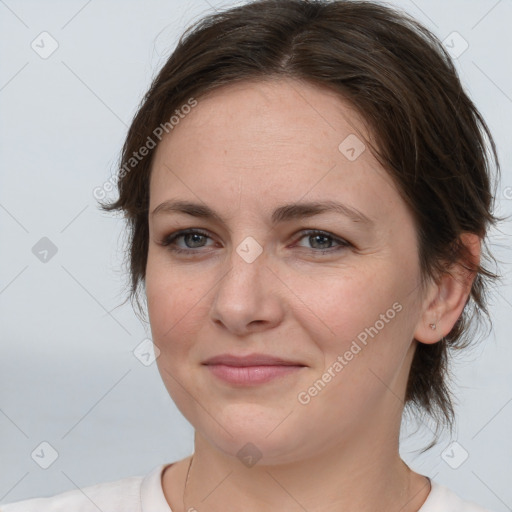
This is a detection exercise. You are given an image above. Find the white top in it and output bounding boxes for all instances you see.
[0,464,493,511]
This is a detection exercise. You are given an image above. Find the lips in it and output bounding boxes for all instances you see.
[202,353,306,386]
[202,353,306,367]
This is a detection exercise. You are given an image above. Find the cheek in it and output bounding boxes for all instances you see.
[291,260,419,396]
[145,250,181,340]
[147,287,198,347]
[145,252,214,351]
[290,265,402,346]
[291,270,414,420]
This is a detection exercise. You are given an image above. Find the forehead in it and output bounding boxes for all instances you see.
[148,78,401,223]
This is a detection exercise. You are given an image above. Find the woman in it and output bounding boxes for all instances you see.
[2,0,502,510]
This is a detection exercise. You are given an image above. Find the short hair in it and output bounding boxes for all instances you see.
[99,0,502,442]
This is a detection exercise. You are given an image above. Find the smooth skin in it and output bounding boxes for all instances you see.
[145,77,480,512]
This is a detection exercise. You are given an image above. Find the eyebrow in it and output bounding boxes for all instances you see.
[151,199,373,226]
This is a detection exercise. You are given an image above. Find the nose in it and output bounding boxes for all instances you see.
[209,243,285,336]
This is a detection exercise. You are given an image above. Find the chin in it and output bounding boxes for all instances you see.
[194,403,311,466]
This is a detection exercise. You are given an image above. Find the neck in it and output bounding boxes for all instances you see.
[181,428,430,512]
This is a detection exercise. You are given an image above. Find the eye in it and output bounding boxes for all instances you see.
[159,229,215,255]
[159,228,352,257]
[291,229,351,255]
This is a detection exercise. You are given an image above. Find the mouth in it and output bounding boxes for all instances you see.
[202,353,306,386]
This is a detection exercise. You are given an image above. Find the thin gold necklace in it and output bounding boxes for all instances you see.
[182,455,194,512]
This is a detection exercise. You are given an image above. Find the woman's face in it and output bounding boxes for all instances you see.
[146,78,430,464]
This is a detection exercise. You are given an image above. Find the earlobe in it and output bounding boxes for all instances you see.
[414,232,481,345]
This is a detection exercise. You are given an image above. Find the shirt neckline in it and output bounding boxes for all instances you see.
[141,463,175,512]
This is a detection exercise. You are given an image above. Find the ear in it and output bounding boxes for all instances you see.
[413,232,481,344]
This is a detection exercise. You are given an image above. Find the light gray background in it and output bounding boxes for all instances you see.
[0,0,511,509]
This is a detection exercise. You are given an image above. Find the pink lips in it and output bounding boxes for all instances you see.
[202,353,305,386]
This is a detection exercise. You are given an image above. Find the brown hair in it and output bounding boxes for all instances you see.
[99,0,502,441]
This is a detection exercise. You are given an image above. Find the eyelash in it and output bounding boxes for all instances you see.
[158,228,352,256]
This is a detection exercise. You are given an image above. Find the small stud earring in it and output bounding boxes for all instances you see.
[429,323,436,330]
